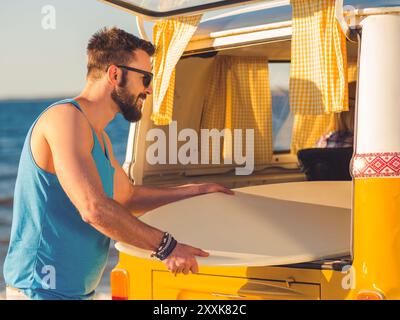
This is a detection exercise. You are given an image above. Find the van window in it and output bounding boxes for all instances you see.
[270,62,293,153]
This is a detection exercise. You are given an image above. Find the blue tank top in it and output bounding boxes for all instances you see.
[3,99,115,300]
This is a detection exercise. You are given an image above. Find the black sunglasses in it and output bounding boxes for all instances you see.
[117,65,153,88]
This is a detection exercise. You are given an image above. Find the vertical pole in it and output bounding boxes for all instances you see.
[352,14,400,299]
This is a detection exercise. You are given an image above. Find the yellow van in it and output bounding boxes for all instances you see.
[99,0,400,300]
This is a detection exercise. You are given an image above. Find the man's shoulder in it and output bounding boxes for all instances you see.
[37,102,93,147]
[41,102,82,121]
[40,103,89,131]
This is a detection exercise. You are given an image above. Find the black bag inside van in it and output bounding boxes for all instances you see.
[297,147,354,181]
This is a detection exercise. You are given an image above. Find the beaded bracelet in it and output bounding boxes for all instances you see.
[151,232,178,261]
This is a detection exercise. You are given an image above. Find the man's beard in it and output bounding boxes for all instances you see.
[111,76,146,123]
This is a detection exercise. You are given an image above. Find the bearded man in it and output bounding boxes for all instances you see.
[3,27,233,300]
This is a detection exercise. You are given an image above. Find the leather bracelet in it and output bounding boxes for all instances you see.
[158,238,177,261]
[151,232,178,261]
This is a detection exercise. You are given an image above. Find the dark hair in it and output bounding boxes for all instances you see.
[86,27,155,79]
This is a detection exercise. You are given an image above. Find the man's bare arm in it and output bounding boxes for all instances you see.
[103,133,234,216]
[127,183,234,215]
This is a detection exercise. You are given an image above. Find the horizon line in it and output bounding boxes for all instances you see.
[0,93,80,103]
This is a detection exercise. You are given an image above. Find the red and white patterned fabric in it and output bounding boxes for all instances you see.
[352,152,400,178]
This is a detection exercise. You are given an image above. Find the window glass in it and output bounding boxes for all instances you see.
[269,62,293,153]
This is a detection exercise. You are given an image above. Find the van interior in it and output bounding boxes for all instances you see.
[136,38,359,189]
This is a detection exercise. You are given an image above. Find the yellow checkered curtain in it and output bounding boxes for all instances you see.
[201,56,273,164]
[291,113,335,154]
[151,14,202,125]
[290,0,349,115]
[348,58,358,83]
[291,59,356,154]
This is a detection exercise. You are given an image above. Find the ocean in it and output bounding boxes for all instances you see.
[0,98,130,299]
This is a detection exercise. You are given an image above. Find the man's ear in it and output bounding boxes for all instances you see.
[107,65,119,85]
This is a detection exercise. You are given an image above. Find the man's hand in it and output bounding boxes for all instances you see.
[163,243,209,275]
[192,183,235,196]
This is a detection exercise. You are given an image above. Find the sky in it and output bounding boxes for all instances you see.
[0,0,283,100]
[0,0,156,100]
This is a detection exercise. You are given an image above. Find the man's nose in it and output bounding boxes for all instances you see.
[145,84,153,95]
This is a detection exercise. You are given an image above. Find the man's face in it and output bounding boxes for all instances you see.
[111,50,153,123]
